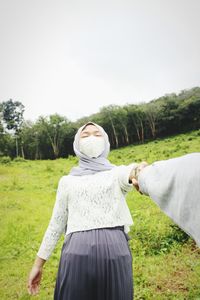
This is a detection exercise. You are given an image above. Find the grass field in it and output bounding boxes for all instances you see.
[0,129,200,299]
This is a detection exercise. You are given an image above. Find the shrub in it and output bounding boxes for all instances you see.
[0,156,12,164]
[13,156,27,162]
[196,130,200,136]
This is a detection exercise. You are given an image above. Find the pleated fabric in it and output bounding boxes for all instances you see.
[54,226,134,300]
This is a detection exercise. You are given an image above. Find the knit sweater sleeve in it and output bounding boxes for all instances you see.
[36,176,68,261]
[117,162,139,194]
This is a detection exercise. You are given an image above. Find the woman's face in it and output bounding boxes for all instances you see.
[79,124,105,158]
[80,124,103,139]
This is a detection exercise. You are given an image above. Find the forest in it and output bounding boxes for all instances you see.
[0,86,200,160]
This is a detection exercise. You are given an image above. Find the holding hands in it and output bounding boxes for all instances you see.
[130,161,149,193]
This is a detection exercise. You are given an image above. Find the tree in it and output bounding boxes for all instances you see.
[142,101,161,139]
[125,104,146,143]
[37,114,70,159]
[1,99,25,157]
[158,98,179,136]
[113,106,130,145]
[99,105,120,148]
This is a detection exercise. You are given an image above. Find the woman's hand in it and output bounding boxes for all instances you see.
[27,265,43,295]
[131,177,140,192]
[131,161,149,194]
[137,161,149,173]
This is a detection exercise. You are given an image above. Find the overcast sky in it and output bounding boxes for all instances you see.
[0,0,200,123]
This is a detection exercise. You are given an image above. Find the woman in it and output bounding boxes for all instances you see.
[27,121,147,299]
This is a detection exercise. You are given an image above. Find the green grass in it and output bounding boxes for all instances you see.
[0,129,200,299]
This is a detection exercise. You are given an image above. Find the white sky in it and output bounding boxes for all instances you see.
[0,0,200,122]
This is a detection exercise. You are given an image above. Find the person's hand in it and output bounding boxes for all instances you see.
[131,161,149,194]
[131,177,140,192]
[138,161,148,172]
[27,265,43,295]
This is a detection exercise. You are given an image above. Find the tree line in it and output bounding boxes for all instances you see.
[0,86,200,160]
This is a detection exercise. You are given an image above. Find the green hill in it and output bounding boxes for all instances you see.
[0,129,200,299]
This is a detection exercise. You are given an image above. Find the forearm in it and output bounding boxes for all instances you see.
[34,255,46,268]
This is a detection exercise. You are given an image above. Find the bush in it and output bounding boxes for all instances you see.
[13,156,27,163]
[67,155,78,163]
[0,156,12,164]
[196,130,200,136]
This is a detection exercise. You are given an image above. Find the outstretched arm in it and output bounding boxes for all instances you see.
[117,161,149,194]
[137,153,200,247]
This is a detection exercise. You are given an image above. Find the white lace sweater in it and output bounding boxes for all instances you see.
[36,163,138,260]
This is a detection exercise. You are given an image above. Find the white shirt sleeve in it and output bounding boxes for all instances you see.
[137,165,152,196]
[117,162,139,194]
[137,153,200,247]
[36,176,68,261]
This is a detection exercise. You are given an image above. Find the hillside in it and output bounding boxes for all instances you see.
[0,129,200,299]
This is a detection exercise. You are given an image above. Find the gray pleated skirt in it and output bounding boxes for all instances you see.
[54,225,134,300]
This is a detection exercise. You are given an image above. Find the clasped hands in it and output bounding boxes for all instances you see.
[129,161,149,194]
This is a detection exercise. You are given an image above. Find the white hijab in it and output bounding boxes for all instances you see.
[69,121,116,176]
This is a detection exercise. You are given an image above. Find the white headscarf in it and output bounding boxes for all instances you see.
[69,121,116,176]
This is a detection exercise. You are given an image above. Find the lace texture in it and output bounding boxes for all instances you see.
[37,163,138,260]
